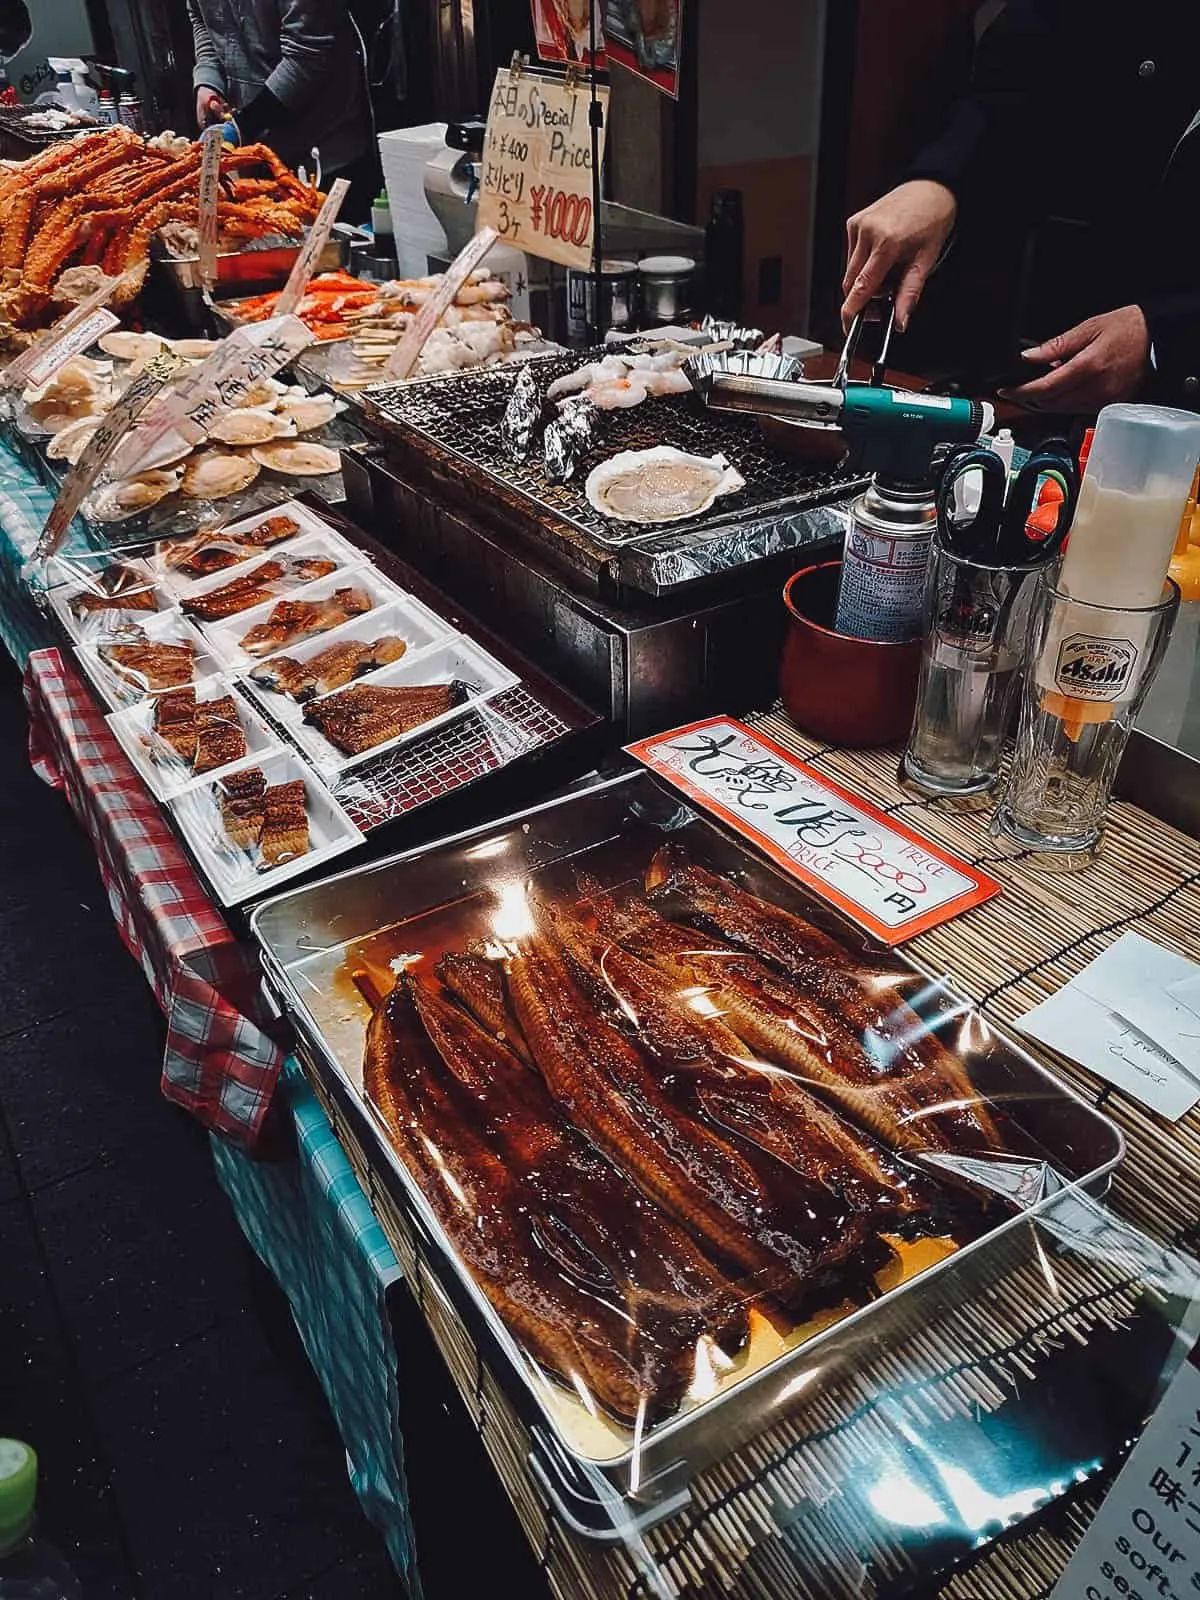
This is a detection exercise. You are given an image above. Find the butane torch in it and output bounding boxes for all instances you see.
[691,303,995,641]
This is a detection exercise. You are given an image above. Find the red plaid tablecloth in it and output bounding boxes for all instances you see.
[24,648,286,1146]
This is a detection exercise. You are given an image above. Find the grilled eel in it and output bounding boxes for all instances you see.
[543,902,933,1229]
[585,882,996,1162]
[365,974,748,1425]
[503,926,887,1310]
[436,951,534,1067]
[644,849,1001,1152]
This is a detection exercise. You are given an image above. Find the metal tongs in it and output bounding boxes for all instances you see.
[688,295,897,426]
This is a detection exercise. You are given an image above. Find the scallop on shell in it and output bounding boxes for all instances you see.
[169,338,221,361]
[98,331,167,364]
[274,394,341,433]
[207,407,294,447]
[250,440,340,477]
[236,378,285,409]
[46,416,102,464]
[180,450,261,500]
[91,468,183,522]
[584,446,746,524]
[27,394,103,434]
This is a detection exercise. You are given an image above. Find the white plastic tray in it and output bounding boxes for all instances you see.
[42,555,165,645]
[75,608,224,712]
[168,748,363,907]
[203,565,406,673]
[152,501,364,597]
[105,675,286,802]
[239,596,458,722]
[287,633,520,774]
[175,527,364,617]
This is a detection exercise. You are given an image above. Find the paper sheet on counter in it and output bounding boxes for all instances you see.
[1018,932,1200,1121]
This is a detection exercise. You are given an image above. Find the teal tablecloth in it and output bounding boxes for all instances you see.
[0,442,416,1589]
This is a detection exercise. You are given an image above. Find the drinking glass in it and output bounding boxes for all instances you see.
[992,573,1180,854]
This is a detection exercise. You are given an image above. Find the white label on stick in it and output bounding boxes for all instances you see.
[1051,1348,1200,1600]
[477,67,609,271]
[22,309,119,391]
[2,267,137,392]
[110,315,313,480]
[35,350,187,560]
[275,178,349,316]
[383,227,498,381]
[197,125,224,293]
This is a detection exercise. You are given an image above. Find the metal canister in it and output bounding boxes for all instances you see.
[116,94,144,134]
[565,259,638,344]
[833,477,938,642]
[637,254,695,326]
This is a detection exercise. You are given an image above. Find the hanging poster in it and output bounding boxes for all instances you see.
[602,0,683,97]
[530,0,606,67]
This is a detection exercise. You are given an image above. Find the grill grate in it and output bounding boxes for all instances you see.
[365,352,858,553]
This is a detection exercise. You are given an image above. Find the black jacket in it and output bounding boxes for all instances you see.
[907,0,1200,404]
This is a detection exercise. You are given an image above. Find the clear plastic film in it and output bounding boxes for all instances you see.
[146,501,329,589]
[248,769,1193,1595]
[104,674,284,803]
[73,606,222,710]
[169,749,361,906]
[33,550,163,644]
[172,530,359,627]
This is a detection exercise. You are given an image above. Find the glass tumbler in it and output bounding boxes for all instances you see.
[993,573,1180,854]
[903,541,1039,797]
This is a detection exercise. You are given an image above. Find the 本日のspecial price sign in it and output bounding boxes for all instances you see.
[627,718,1000,944]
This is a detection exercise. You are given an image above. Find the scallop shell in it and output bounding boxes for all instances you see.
[99,331,167,364]
[237,378,286,409]
[46,416,102,464]
[207,407,294,447]
[169,338,221,361]
[180,450,261,500]
[27,395,104,434]
[250,440,340,477]
[274,395,340,433]
[584,446,745,524]
[91,469,183,522]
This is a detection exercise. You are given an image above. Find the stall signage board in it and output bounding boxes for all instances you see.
[477,67,609,270]
[626,717,1001,943]
[35,350,187,560]
[197,125,224,293]
[384,227,497,380]
[1051,1344,1200,1600]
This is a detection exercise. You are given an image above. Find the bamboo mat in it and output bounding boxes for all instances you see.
[299,713,1200,1600]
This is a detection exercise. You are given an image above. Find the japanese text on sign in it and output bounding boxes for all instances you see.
[1052,1347,1200,1600]
[477,68,609,270]
[626,718,1000,944]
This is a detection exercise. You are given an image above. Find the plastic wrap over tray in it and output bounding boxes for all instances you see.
[247,769,1169,1583]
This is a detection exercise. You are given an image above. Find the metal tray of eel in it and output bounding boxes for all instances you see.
[250,770,1124,1531]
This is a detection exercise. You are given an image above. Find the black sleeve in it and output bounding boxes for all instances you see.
[905,0,1073,206]
[1141,293,1200,407]
[235,86,293,143]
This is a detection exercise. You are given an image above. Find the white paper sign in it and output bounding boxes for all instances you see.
[22,309,119,391]
[627,717,1000,943]
[1052,1349,1200,1600]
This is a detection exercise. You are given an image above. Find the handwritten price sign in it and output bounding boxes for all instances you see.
[627,718,1001,943]
[477,68,608,270]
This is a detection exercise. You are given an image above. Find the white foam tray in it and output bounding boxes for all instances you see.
[285,633,520,775]
[175,528,364,619]
[75,608,224,712]
[169,748,363,907]
[105,675,286,803]
[203,565,407,674]
[42,555,164,645]
[151,500,362,596]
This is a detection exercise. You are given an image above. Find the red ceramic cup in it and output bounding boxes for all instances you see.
[780,561,922,747]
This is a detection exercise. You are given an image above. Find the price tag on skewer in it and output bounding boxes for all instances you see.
[109,314,313,480]
[35,350,187,561]
[1,267,139,393]
[383,226,498,381]
[274,177,350,316]
[197,125,224,296]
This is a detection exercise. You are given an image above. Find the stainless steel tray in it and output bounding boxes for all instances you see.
[250,770,1125,1530]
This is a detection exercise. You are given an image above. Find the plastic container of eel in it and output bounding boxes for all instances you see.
[248,769,1125,1538]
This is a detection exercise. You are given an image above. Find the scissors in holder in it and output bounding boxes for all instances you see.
[935,444,1079,567]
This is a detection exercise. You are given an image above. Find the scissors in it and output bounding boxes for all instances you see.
[935,442,1079,566]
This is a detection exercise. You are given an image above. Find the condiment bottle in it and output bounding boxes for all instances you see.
[0,1440,81,1599]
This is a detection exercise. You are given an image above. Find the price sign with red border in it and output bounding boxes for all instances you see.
[627,717,1001,944]
[477,68,608,271]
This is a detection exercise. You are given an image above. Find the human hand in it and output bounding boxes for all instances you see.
[195,87,229,129]
[1003,306,1151,413]
[842,180,957,332]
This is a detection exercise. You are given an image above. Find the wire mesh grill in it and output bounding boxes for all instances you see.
[365,352,858,552]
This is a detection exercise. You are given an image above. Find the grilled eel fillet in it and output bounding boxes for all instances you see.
[303,680,468,755]
[71,561,157,616]
[436,951,534,1067]
[644,849,1001,1152]
[239,587,371,657]
[503,926,884,1309]
[543,902,933,1229]
[219,767,266,850]
[587,880,995,1162]
[250,635,408,703]
[365,974,747,1425]
[259,779,309,868]
[100,637,196,692]
[192,695,247,775]
[182,556,338,623]
[238,514,300,548]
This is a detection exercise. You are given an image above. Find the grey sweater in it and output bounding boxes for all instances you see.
[188,0,371,175]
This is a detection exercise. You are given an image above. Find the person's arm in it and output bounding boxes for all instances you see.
[234,0,347,143]
[188,0,226,99]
